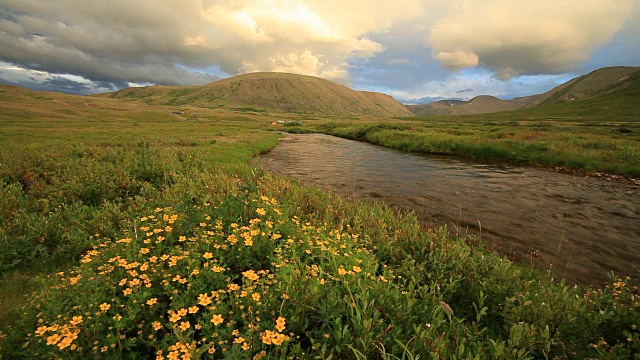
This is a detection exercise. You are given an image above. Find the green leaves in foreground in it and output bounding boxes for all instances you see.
[2,175,639,359]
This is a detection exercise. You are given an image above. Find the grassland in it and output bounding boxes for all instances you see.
[289,90,640,177]
[1,87,639,359]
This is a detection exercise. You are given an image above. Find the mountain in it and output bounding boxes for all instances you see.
[359,91,413,116]
[524,66,640,108]
[406,95,538,116]
[102,72,411,117]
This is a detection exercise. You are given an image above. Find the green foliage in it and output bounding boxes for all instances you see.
[2,173,639,359]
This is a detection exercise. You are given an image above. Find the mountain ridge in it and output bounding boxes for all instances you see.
[406,94,538,116]
[102,72,412,117]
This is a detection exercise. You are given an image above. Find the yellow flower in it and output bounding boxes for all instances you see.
[272,333,289,346]
[169,312,181,323]
[211,314,224,326]
[179,322,190,331]
[203,252,213,259]
[139,248,150,255]
[177,308,188,317]
[198,293,212,306]
[242,270,260,281]
[256,208,266,216]
[123,288,133,296]
[147,298,158,306]
[252,293,261,301]
[275,317,286,332]
[152,321,162,330]
[338,267,347,276]
[234,337,245,344]
[242,342,250,350]
[352,266,362,273]
[70,316,83,326]
[100,303,111,312]
[188,306,199,314]
[46,333,61,345]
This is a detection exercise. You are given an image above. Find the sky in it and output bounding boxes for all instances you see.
[0,0,639,104]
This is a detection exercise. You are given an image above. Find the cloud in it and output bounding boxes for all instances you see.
[0,0,424,89]
[427,0,634,79]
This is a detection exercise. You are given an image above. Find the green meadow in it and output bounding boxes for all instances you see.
[290,89,640,177]
[1,90,639,359]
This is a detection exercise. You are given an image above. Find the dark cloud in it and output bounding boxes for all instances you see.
[455,88,473,93]
[41,76,93,94]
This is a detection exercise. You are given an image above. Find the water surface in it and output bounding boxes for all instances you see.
[259,134,640,287]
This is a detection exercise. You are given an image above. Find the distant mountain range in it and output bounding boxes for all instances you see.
[406,66,640,116]
[100,72,413,117]
[406,95,538,116]
[2,66,638,119]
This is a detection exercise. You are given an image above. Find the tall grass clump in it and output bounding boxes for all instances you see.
[2,172,638,359]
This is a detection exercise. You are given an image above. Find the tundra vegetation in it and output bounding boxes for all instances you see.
[0,84,639,359]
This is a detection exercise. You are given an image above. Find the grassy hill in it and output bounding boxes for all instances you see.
[359,91,413,116]
[525,66,640,108]
[101,72,411,117]
[406,94,538,116]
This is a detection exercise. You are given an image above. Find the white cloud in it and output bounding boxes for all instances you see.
[0,0,424,87]
[427,0,634,79]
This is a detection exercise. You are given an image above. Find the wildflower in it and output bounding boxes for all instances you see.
[275,317,286,332]
[147,298,158,306]
[46,333,61,345]
[252,293,261,301]
[198,293,212,306]
[242,342,250,350]
[272,333,289,346]
[169,313,181,323]
[152,321,162,331]
[139,248,150,255]
[352,266,362,273]
[99,303,111,312]
[338,267,347,276]
[234,337,245,344]
[188,306,199,314]
[123,288,133,296]
[256,208,266,216]
[211,314,224,326]
[70,316,83,326]
[179,322,190,331]
[177,308,188,317]
[203,252,213,259]
[242,270,260,281]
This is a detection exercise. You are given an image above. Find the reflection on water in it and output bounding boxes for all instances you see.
[259,134,640,287]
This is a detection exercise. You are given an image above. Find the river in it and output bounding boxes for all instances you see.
[258,134,639,288]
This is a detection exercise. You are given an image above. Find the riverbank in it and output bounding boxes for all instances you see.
[1,111,639,358]
[259,133,640,289]
[284,114,640,178]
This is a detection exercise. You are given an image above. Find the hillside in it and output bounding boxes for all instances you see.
[102,72,410,117]
[359,91,413,116]
[406,94,538,116]
[524,66,640,108]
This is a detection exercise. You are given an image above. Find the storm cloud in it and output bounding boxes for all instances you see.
[0,0,423,88]
[0,0,637,97]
